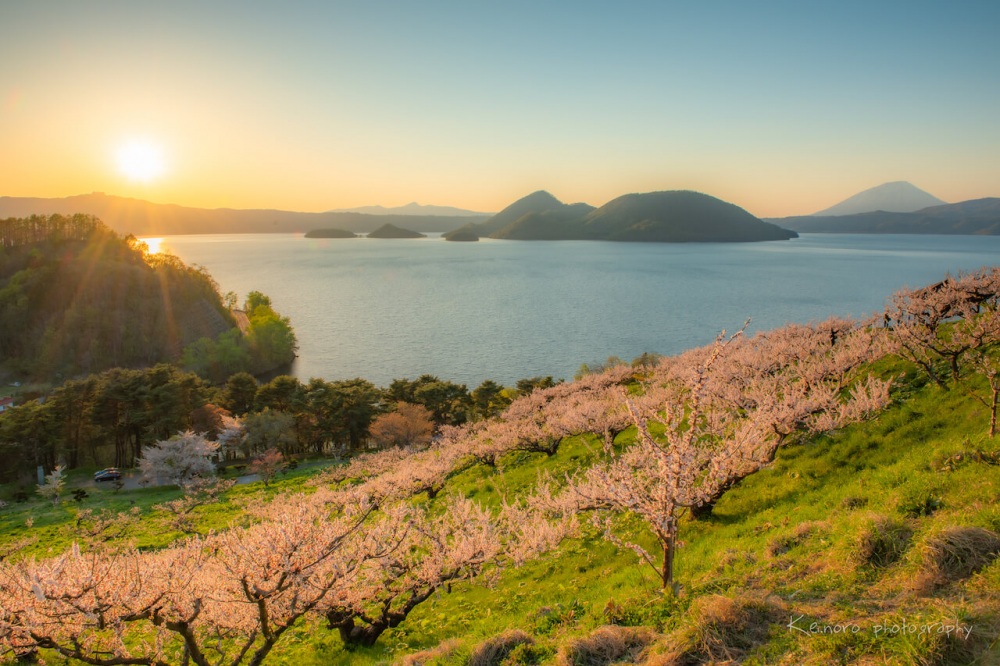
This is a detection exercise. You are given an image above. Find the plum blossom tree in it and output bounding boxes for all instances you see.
[888,267,1000,387]
[549,320,893,589]
[154,478,237,536]
[0,495,407,666]
[888,267,1000,435]
[248,448,285,486]
[320,494,573,646]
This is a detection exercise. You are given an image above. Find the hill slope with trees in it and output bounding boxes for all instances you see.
[0,214,235,381]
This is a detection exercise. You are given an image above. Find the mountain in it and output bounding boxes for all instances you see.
[458,190,796,242]
[366,223,426,239]
[813,181,946,216]
[775,197,1000,235]
[451,190,597,240]
[0,193,485,236]
[330,202,492,217]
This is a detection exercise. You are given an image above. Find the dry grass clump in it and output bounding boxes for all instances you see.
[644,594,779,665]
[396,639,463,666]
[914,526,1000,591]
[556,625,656,666]
[852,514,912,568]
[467,629,535,666]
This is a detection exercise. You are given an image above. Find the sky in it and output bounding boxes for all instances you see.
[2,1,998,218]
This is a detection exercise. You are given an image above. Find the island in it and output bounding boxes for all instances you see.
[442,227,480,242]
[366,223,427,239]
[303,228,357,238]
[459,190,797,242]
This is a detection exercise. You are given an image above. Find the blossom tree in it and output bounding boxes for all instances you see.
[139,431,218,487]
[888,267,1000,386]
[0,495,407,665]
[320,494,573,646]
[552,320,893,588]
[368,402,435,449]
[888,267,1000,435]
[35,465,65,506]
[248,448,285,486]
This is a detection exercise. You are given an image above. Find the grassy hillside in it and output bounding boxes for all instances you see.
[2,358,997,665]
[267,361,1000,665]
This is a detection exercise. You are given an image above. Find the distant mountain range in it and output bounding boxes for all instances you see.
[330,202,492,217]
[445,190,797,243]
[813,181,947,216]
[7,185,997,239]
[774,198,1000,235]
[0,193,486,235]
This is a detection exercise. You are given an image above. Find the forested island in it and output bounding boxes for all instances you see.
[366,223,427,239]
[303,228,357,239]
[445,190,798,242]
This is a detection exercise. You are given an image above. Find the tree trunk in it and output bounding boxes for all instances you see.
[660,536,675,589]
[990,381,998,438]
[326,612,386,647]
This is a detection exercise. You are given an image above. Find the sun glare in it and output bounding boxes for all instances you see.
[117,140,166,182]
[140,237,164,254]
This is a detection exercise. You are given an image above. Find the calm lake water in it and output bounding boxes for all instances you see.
[156,233,1000,388]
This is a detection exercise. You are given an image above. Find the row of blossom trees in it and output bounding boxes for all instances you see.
[0,488,571,665]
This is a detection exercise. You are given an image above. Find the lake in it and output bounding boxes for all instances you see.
[155,233,1000,388]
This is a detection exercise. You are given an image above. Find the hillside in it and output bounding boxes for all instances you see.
[0,214,235,380]
[0,193,484,236]
[468,190,797,242]
[776,197,1000,235]
[813,181,947,216]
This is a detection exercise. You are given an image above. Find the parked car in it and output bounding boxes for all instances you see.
[93,468,121,482]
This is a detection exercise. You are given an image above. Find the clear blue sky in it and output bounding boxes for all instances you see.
[2,0,998,216]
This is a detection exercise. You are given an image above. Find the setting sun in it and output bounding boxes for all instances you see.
[116,140,166,183]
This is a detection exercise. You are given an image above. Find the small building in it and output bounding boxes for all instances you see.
[0,396,13,413]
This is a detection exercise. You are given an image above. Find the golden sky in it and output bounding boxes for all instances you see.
[2,2,998,217]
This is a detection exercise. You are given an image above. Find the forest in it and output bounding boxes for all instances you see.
[0,222,998,664]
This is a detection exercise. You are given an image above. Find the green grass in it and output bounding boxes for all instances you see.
[3,362,999,664]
